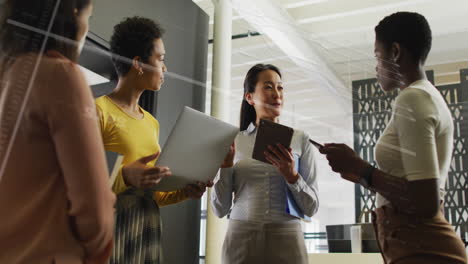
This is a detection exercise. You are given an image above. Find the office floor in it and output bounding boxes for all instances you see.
[308,253,384,264]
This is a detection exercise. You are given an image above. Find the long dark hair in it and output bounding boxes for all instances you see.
[0,0,91,69]
[239,63,282,131]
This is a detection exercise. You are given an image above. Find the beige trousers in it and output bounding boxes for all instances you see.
[222,220,308,264]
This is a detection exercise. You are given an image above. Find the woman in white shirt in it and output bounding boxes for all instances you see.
[211,64,319,264]
[320,12,467,264]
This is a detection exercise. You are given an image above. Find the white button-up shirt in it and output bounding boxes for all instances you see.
[211,123,319,223]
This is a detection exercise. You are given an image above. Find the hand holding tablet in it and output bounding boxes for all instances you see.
[252,119,294,164]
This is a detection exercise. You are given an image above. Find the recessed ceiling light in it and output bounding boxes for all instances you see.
[284,0,329,9]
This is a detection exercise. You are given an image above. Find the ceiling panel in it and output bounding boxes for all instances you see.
[196,0,467,139]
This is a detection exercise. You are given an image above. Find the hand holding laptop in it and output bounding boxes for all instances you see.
[183,180,214,199]
[152,107,238,191]
[221,143,236,168]
[120,151,214,195]
[121,152,172,189]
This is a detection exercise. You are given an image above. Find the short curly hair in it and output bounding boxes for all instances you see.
[375,12,432,64]
[110,16,165,76]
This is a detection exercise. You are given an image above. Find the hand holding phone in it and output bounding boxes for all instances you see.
[308,139,323,150]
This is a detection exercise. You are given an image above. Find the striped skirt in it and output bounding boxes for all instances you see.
[110,189,161,264]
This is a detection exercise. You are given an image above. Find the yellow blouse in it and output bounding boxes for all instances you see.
[96,95,187,206]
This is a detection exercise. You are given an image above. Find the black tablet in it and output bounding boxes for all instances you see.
[252,119,294,164]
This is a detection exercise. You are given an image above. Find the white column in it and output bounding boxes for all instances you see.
[210,0,232,121]
[206,0,232,263]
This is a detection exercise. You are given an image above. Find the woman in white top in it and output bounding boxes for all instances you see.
[320,12,467,264]
[211,64,319,264]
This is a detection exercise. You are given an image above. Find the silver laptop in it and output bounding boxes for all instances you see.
[152,106,238,191]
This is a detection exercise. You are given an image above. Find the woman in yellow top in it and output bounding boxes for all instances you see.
[96,17,208,264]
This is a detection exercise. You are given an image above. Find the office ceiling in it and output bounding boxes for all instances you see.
[194,0,468,141]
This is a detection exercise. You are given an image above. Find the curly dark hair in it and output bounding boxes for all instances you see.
[375,12,432,64]
[239,64,282,131]
[110,16,165,76]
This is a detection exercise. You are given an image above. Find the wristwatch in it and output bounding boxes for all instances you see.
[359,164,375,189]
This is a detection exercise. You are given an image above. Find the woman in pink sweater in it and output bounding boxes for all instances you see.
[0,0,115,263]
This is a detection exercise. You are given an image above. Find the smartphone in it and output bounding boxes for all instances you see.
[308,139,324,150]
